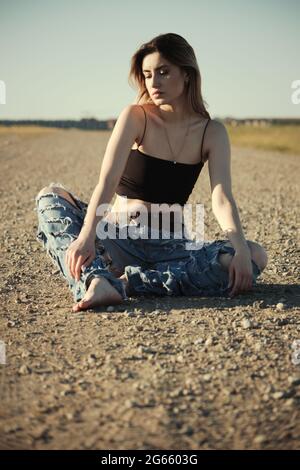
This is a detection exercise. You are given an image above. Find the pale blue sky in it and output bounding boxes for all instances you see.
[0,0,299,120]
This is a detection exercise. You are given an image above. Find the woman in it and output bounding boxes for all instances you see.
[35,33,268,312]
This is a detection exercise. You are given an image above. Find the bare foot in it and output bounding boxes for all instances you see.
[119,273,131,296]
[72,276,124,312]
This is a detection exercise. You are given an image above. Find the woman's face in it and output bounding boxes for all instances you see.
[142,52,187,104]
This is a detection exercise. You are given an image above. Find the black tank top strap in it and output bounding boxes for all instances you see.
[137,105,147,147]
[200,117,211,162]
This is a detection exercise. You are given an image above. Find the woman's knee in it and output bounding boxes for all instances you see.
[247,241,268,272]
[219,240,268,272]
[36,184,77,208]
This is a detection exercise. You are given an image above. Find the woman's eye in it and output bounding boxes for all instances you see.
[144,70,167,79]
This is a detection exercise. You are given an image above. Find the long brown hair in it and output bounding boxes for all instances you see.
[128,33,211,119]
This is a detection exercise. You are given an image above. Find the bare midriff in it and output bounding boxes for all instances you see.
[103,194,184,228]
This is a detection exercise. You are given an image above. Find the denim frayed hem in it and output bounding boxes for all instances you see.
[124,240,262,298]
[34,187,127,304]
[82,267,128,302]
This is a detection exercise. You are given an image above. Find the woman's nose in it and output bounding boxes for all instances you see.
[150,75,161,88]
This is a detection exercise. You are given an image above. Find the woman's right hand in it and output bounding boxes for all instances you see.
[65,235,96,282]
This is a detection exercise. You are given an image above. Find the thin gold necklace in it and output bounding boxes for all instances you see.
[158,108,191,164]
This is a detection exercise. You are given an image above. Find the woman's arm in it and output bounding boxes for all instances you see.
[80,104,142,241]
[207,120,253,296]
[65,104,142,282]
[207,120,248,250]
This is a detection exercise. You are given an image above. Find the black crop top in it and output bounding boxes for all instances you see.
[116,106,211,206]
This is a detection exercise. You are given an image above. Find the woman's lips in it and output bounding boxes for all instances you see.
[152,91,164,97]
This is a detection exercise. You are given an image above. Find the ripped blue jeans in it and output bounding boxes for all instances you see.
[34,183,262,302]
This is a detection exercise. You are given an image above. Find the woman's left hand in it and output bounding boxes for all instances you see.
[227,248,253,297]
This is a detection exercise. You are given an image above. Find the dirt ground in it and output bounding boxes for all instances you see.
[0,128,299,450]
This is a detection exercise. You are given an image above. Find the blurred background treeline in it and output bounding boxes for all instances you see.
[0,117,299,155]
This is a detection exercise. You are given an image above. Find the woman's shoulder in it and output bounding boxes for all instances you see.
[118,104,146,132]
[205,119,229,145]
[202,119,230,161]
[207,118,228,133]
[206,118,225,131]
[121,103,151,127]
[118,104,149,145]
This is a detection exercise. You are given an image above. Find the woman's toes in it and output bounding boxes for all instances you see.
[72,298,91,312]
[71,276,123,312]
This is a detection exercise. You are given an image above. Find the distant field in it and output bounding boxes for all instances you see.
[0,123,299,155]
[0,125,60,137]
[226,124,300,155]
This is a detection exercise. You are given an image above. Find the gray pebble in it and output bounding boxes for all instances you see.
[242,319,252,329]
